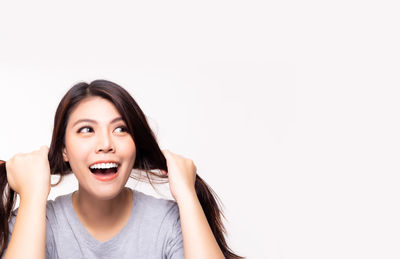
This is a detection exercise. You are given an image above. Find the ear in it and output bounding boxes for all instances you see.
[62,147,69,162]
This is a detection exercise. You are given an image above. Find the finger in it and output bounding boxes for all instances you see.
[162,150,176,163]
[161,149,171,157]
[40,145,49,155]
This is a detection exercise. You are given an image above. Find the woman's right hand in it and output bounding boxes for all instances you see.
[5,145,51,201]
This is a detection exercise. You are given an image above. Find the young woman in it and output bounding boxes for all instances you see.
[0,80,243,259]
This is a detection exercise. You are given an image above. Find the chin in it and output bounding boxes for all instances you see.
[77,165,130,198]
[77,174,127,200]
[87,184,126,200]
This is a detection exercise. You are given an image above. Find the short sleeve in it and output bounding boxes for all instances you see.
[0,206,57,259]
[163,203,184,259]
[45,219,56,259]
[45,201,57,259]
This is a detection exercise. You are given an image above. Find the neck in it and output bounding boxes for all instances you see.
[72,187,132,231]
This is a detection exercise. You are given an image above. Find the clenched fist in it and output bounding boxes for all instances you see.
[6,146,51,202]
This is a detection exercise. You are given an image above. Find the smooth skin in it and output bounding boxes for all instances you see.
[5,146,49,259]
[4,97,224,259]
[62,96,137,241]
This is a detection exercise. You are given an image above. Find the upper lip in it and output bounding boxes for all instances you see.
[89,160,120,167]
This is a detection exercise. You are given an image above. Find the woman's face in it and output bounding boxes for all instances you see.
[62,96,136,200]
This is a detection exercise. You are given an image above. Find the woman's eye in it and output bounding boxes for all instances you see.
[77,126,127,134]
[78,126,93,133]
[114,126,128,133]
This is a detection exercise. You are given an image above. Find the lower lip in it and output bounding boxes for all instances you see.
[91,167,120,182]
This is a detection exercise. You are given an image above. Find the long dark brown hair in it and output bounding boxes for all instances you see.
[0,80,244,258]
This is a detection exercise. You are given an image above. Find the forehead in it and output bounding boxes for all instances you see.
[68,96,121,123]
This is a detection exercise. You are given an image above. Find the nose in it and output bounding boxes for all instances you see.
[96,131,115,153]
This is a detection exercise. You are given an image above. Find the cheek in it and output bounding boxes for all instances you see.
[69,133,94,150]
[118,139,136,158]
[65,137,93,166]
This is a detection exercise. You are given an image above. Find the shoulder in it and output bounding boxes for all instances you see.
[131,189,180,224]
[45,192,73,222]
[7,192,73,250]
[130,189,183,252]
[132,189,179,212]
[133,189,176,208]
[9,192,73,224]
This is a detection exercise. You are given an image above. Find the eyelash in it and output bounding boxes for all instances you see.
[77,125,128,134]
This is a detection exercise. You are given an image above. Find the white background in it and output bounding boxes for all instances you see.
[0,1,399,258]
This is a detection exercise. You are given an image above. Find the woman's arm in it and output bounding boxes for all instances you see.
[4,196,47,259]
[4,146,50,259]
[161,150,225,259]
[176,190,225,259]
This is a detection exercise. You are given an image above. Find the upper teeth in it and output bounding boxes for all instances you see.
[90,163,119,169]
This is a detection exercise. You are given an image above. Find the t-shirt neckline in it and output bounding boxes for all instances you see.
[65,188,137,249]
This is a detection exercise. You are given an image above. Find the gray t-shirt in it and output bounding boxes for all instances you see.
[3,189,184,259]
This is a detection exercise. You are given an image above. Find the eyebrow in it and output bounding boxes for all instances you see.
[72,117,124,127]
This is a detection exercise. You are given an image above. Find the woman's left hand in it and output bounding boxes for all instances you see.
[161,149,197,203]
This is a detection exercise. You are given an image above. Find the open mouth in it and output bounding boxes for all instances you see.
[88,163,120,182]
[89,166,119,175]
[88,162,120,181]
